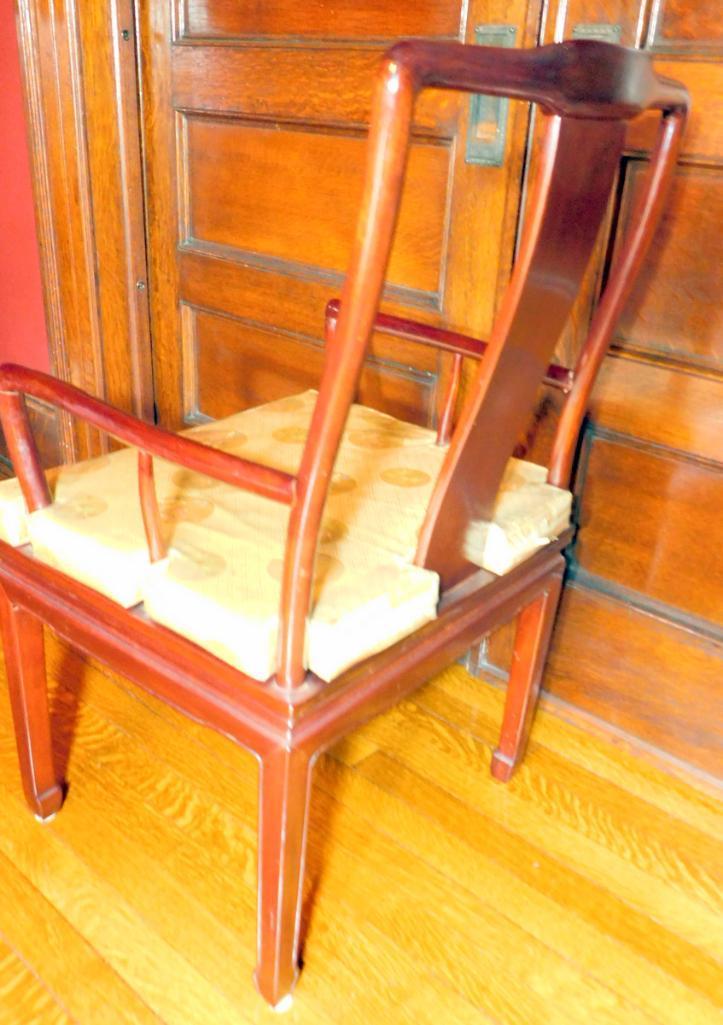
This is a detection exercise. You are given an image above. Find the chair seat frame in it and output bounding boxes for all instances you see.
[0,39,687,1007]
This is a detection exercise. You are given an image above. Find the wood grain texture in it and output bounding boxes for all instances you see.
[0,396,62,471]
[481,573,723,781]
[648,0,723,52]
[76,0,154,424]
[615,163,723,370]
[574,433,723,623]
[0,639,720,1024]
[545,0,647,47]
[590,352,723,464]
[545,584,723,777]
[142,0,533,436]
[0,932,71,1025]
[627,61,723,160]
[171,46,461,136]
[19,0,721,788]
[180,0,464,41]
[191,308,436,426]
[0,847,160,1025]
[183,118,450,296]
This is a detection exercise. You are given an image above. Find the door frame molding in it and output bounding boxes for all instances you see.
[14,0,154,461]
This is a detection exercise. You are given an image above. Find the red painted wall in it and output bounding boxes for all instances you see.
[0,4,50,371]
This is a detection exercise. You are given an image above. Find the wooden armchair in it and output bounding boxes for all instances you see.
[0,40,687,1008]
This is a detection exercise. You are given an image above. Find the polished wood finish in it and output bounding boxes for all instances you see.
[648,0,723,52]
[325,298,575,388]
[0,649,719,1024]
[614,162,723,370]
[180,0,463,40]
[0,41,687,1007]
[547,104,686,486]
[574,435,723,623]
[141,0,539,434]
[12,0,153,462]
[138,453,166,565]
[19,0,721,777]
[491,572,563,781]
[546,583,723,778]
[0,365,296,509]
[590,352,722,464]
[0,592,62,820]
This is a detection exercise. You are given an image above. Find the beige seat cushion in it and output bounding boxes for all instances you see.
[463,459,572,576]
[0,390,571,680]
[142,392,442,681]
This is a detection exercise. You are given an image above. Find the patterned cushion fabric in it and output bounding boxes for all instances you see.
[0,390,571,680]
[142,392,442,681]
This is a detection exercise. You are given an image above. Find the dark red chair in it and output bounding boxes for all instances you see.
[0,40,687,1008]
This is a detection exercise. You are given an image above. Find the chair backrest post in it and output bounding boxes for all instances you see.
[547,107,688,489]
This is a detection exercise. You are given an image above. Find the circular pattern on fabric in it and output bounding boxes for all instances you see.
[272,396,307,413]
[329,473,357,495]
[355,406,384,420]
[319,519,348,545]
[159,496,214,525]
[266,553,344,588]
[54,494,108,520]
[171,541,226,582]
[347,428,405,450]
[192,429,247,451]
[171,469,217,491]
[272,425,308,444]
[380,467,431,488]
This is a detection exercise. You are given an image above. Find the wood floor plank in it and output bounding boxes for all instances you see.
[57,650,723,1013]
[416,682,722,915]
[0,643,718,1024]
[0,684,489,1025]
[428,667,723,837]
[333,695,723,959]
[0,934,72,1025]
[337,749,721,1022]
[0,846,161,1025]
[0,778,259,1025]
[33,673,664,1025]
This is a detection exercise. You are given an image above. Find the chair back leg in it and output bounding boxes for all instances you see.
[254,745,316,1008]
[0,589,64,819]
[491,565,564,782]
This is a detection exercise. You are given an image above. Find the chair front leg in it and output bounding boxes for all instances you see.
[491,571,563,782]
[255,743,315,1010]
[0,589,64,820]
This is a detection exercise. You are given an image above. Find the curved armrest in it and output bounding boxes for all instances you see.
[0,364,296,513]
[325,299,574,393]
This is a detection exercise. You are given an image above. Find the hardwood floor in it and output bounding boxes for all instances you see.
[0,634,719,1024]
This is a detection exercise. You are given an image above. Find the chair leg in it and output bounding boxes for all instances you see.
[491,573,563,783]
[254,744,315,1010]
[0,590,64,820]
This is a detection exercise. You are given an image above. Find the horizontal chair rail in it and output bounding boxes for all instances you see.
[325,300,574,392]
[0,533,567,753]
[0,364,296,509]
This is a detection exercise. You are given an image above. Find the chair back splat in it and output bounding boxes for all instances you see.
[0,39,688,1008]
[280,40,688,675]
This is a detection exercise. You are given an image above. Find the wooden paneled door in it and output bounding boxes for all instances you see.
[480,0,723,778]
[137,0,543,430]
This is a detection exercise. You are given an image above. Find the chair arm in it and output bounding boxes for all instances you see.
[0,364,296,514]
[324,300,573,392]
